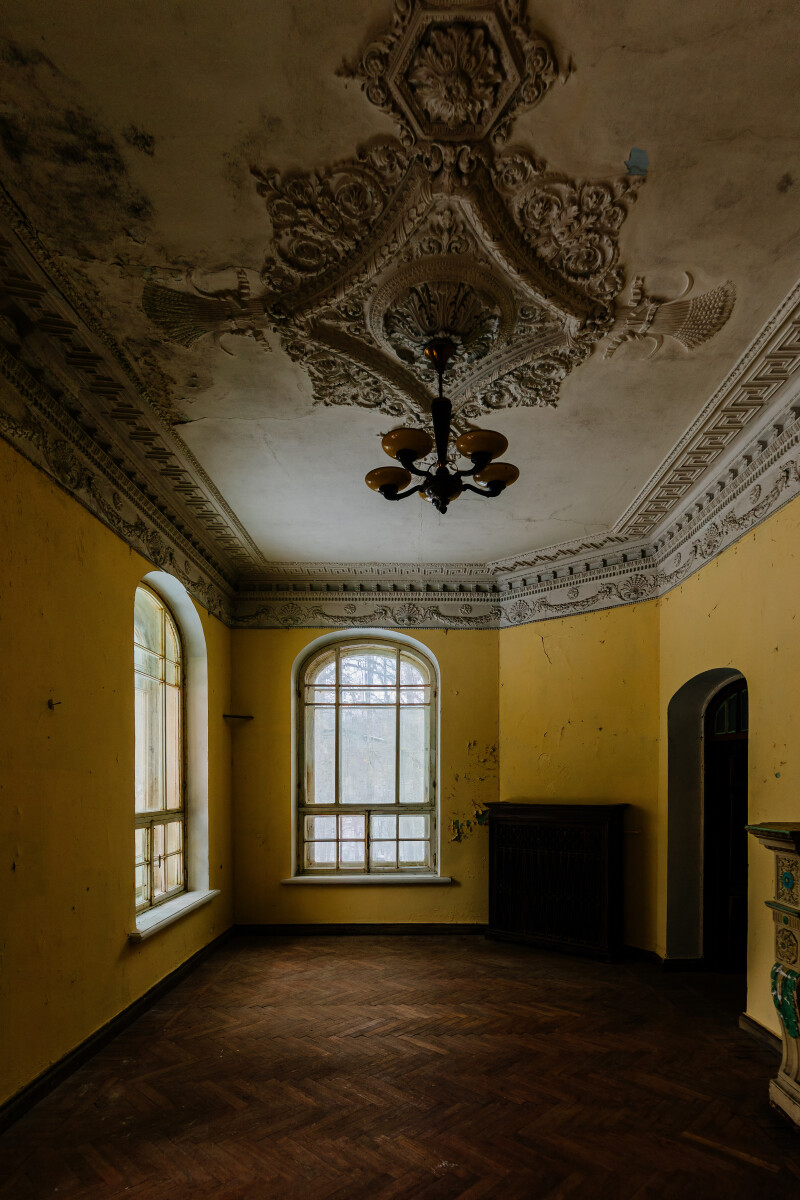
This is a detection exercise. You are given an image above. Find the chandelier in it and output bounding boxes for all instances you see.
[365,338,520,514]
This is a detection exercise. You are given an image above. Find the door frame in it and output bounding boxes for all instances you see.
[666,667,746,962]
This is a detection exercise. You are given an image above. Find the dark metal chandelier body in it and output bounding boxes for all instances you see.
[365,338,519,514]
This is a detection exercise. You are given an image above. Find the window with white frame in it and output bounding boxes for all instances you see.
[134,584,186,911]
[298,639,437,874]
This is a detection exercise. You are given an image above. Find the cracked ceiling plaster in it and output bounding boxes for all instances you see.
[2,0,799,568]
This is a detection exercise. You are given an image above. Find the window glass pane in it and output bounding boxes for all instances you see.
[164,617,179,665]
[400,657,426,685]
[135,826,148,865]
[399,707,427,805]
[399,840,428,865]
[166,821,182,854]
[134,645,162,680]
[310,658,336,686]
[370,841,397,866]
[306,706,335,804]
[152,823,166,897]
[714,703,726,736]
[370,814,397,839]
[305,842,336,868]
[134,588,163,654]
[339,814,365,839]
[165,659,180,687]
[166,852,183,890]
[726,694,737,734]
[400,687,427,705]
[399,814,428,839]
[165,684,181,810]
[340,687,396,705]
[340,651,396,687]
[306,815,336,840]
[340,706,396,804]
[306,686,335,705]
[339,841,365,865]
[135,674,164,812]
[135,828,149,906]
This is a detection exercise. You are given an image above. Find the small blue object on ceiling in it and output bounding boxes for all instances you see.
[625,148,649,177]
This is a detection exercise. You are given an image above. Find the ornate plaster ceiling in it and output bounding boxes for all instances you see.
[1,0,800,624]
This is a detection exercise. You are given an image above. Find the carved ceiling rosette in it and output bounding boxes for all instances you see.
[339,0,559,148]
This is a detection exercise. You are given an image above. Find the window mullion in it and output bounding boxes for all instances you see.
[334,647,340,810]
[394,647,400,807]
[147,819,153,910]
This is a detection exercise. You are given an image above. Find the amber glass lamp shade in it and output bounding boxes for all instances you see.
[365,466,412,491]
[455,430,509,461]
[381,428,434,461]
[473,462,520,487]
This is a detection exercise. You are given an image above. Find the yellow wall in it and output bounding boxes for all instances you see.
[231,628,499,925]
[498,603,661,950]
[0,438,233,1106]
[659,496,800,1035]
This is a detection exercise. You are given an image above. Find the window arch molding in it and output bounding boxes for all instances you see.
[290,630,441,879]
[132,570,215,938]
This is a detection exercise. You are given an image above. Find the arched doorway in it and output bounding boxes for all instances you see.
[703,679,749,971]
[666,668,747,964]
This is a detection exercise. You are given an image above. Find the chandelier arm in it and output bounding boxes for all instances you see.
[379,482,425,502]
[461,481,507,498]
[396,449,431,477]
[456,452,494,478]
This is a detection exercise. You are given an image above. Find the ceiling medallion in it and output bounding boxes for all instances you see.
[366,336,519,513]
[141,0,735,439]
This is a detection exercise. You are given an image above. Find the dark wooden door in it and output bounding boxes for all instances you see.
[703,681,748,971]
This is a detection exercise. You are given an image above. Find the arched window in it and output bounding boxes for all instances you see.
[298,639,437,875]
[134,584,185,911]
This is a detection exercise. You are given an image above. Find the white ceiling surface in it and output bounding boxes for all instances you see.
[4,1,800,564]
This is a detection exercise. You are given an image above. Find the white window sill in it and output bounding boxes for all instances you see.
[129,889,221,942]
[281,875,453,886]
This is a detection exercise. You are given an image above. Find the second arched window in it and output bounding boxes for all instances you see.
[299,640,436,875]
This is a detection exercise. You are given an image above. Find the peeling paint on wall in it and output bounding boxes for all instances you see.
[448,801,490,843]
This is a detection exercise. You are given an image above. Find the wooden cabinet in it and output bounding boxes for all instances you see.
[487,803,628,960]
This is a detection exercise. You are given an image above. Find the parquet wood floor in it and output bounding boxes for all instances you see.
[1,935,799,1199]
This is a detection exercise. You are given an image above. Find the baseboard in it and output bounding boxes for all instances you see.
[624,947,707,971]
[235,922,487,936]
[739,1012,782,1057]
[0,927,232,1136]
[623,946,663,965]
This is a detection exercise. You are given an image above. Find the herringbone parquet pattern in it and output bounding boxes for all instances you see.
[1,935,799,1199]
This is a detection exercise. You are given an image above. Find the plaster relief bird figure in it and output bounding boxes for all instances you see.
[142,268,271,354]
[603,273,735,359]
